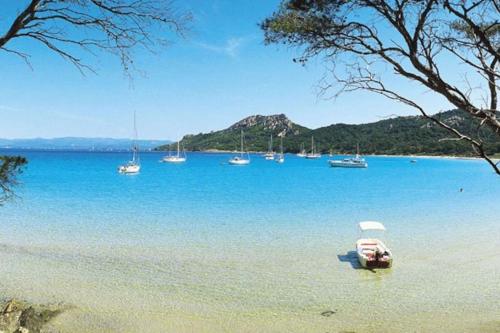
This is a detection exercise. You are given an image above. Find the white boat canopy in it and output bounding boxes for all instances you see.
[359,221,386,231]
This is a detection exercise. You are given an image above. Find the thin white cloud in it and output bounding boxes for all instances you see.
[196,37,245,58]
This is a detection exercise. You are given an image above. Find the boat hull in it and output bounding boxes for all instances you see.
[356,239,392,269]
[329,161,367,168]
[357,255,392,269]
[228,159,250,165]
[162,157,186,163]
[118,165,140,174]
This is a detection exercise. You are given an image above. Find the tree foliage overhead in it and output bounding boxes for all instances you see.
[0,156,27,205]
[262,0,500,173]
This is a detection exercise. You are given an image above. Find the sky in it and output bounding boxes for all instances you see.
[0,0,455,140]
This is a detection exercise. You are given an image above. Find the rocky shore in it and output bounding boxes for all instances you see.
[0,299,69,333]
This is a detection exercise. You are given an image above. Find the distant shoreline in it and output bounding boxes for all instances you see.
[200,151,500,162]
[1,148,497,162]
[175,149,496,160]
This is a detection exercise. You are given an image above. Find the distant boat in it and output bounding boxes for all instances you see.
[410,159,417,163]
[356,221,393,269]
[296,143,306,157]
[118,111,140,174]
[162,141,186,163]
[263,135,275,160]
[275,136,285,164]
[305,136,321,159]
[229,130,250,165]
[328,144,368,168]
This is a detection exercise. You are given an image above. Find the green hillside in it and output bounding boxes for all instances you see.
[156,110,499,156]
[159,114,310,152]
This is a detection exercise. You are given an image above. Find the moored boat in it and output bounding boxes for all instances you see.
[296,143,306,157]
[263,135,275,160]
[328,144,367,168]
[118,111,140,174]
[329,156,368,168]
[305,136,321,159]
[118,160,140,174]
[162,141,186,163]
[229,130,250,165]
[228,156,250,165]
[275,136,285,164]
[356,221,393,269]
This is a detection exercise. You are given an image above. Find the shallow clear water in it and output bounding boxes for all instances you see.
[0,150,499,332]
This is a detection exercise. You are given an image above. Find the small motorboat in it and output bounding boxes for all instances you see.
[329,144,367,168]
[356,221,393,269]
[329,156,367,168]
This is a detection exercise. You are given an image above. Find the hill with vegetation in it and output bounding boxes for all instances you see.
[156,110,499,156]
[160,114,310,152]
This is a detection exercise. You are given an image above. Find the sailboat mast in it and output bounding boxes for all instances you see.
[240,130,244,157]
[132,110,138,163]
[177,141,180,158]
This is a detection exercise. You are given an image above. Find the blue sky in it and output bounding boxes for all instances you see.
[0,0,453,140]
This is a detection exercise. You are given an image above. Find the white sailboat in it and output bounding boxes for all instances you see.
[275,136,285,164]
[263,135,275,160]
[305,136,321,159]
[329,143,368,168]
[162,141,186,163]
[296,143,306,157]
[118,111,141,174]
[229,130,250,165]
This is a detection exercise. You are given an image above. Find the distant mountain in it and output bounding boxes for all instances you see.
[156,110,499,156]
[0,137,171,151]
[157,114,309,152]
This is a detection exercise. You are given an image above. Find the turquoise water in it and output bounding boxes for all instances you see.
[0,150,499,332]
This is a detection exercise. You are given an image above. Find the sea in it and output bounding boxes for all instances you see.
[0,150,499,332]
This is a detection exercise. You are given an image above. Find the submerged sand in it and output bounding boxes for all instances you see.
[0,227,499,333]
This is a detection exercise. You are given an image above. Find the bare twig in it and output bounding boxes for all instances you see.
[0,0,191,75]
